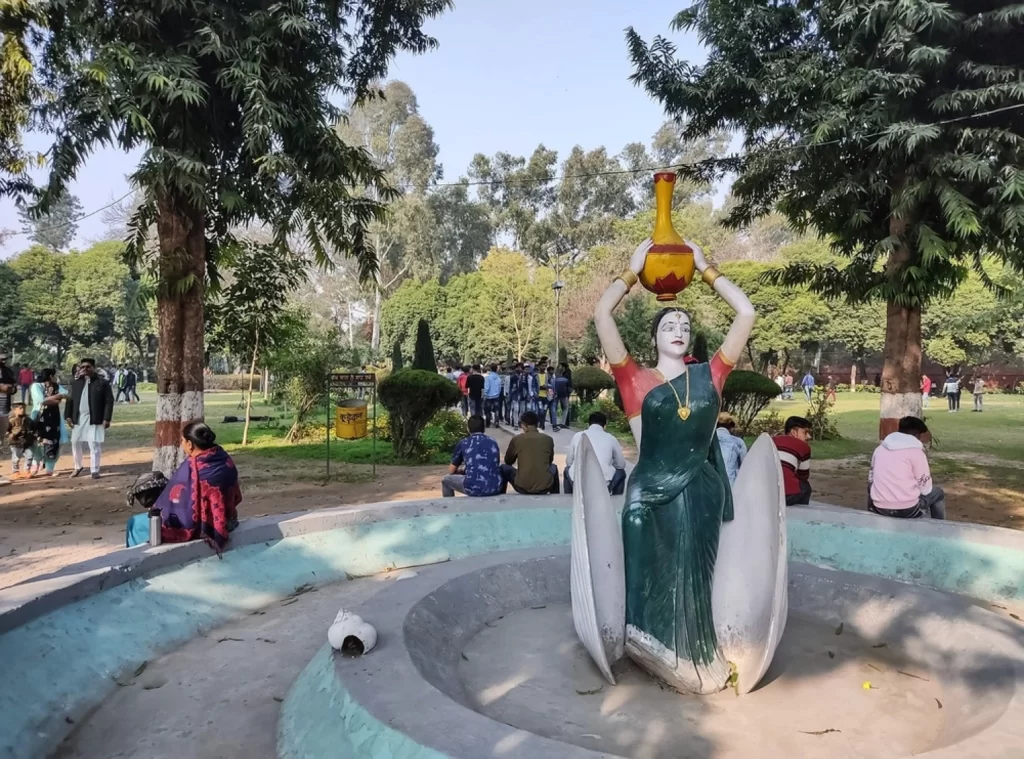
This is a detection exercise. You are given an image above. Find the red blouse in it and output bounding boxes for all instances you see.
[611,353,735,420]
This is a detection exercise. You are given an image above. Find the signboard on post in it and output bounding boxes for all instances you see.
[326,372,378,480]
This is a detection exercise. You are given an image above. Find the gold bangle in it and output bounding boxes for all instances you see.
[617,269,639,289]
[702,266,722,287]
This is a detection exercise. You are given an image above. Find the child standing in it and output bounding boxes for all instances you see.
[7,403,37,478]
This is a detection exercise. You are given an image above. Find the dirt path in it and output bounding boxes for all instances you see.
[0,446,446,589]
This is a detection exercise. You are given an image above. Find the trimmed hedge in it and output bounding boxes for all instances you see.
[722,370,783,432]
[379,369,461,458]
[573,365,616,403]
[205,374,262,392]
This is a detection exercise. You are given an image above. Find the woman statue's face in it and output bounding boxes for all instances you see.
[654,311,691,361]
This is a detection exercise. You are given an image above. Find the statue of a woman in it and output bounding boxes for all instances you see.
[571,238,787,696]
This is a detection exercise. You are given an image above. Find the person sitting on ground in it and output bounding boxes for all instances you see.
[500,410,559,495]
[715,412,747,485]
[442,415,503,498]
[773,416,812,506]
[6,403,37,479]
[868,416,945,520]
[125,422,241,550]
[563,411,627,495]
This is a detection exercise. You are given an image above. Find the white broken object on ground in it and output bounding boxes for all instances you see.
[328,609,378,656]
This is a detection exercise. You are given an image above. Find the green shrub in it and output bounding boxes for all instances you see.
[747,409,785,437]
[805,387,841,440]
[205,374,262,392]
[391,341,403,370]
[855,383,880,393]
[835,383,850,393]
[575,398,630,435]
[721,370,783,432]
[421,409,468,454]
[412,319,437,372]
[379,369,461,458]
[573,365,616,403]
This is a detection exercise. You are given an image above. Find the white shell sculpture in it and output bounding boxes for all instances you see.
[712,433,789,693]
[327,608,378,656]
[569,434,625,685]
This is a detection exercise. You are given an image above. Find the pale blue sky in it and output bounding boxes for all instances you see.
[0,0,702,256]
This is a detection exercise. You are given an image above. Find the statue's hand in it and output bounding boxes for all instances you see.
[687,240,708,272]
[629,238,653,275]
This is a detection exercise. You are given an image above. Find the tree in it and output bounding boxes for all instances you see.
[17,192,82,250]
[337,80,443,352]
[4,0,451,472]
[412,318,436,371]
[468,146,557,249]
[392,341,404,370]
[267,318,343,443]
[475,250,554,361]
[0,262,20,352]
[207,242,305,446]
[379,369,460,458]
[629,1,1024,436]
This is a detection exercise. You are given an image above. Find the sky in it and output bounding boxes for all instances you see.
[0,0,703,257]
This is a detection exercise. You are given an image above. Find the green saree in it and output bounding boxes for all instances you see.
[622,361,734,694]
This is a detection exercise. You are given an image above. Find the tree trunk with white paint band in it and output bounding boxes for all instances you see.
[880,212,923,439]
[153,194,206,475]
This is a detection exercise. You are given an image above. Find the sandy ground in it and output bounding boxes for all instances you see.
[0,446,447,589]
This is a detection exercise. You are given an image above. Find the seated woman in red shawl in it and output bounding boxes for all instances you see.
[126,422,241,550]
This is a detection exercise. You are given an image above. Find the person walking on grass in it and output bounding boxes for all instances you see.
[921,374,932,409]
[943,373,960,413]
[826,375,837,403]
[972,376,985,412]
[441,415,503,498]
[801,370,815,403]
[17,364,34,405]
[125,367,140,404]
[65,358,114,479]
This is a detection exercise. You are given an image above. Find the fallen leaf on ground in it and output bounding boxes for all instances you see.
[867,663,882,672]
[133,661,148,677]
[862,681,876,690]
[827,650,835,659]
[871,642,888,648]
[217,636,244,643]
[935,698,943,709]
[799,729,840,736]
[897,670,930,682]
[834,623,844,635]
[576,686,603,695]
[257,637,276,644]
[1011,613,1021,621]
[273,696,284,703]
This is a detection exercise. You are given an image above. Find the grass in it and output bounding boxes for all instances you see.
[106,391,446,465]
[770,392,1024,462]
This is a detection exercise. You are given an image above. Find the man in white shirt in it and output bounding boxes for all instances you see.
[564,412,627,495]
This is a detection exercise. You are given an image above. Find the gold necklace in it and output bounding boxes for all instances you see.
[654,367,691,421]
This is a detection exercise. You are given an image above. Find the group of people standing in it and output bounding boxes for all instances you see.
[0,354,114,485]
[925,373,986,413]
[446,359,573,432]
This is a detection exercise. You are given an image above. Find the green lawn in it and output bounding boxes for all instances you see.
[770,392,1024,462]
[107,391,444,465]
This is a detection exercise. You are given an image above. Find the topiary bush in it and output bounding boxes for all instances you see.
[573,365,616,403]
[412,319,437,372]
[722,370,783,432]
[379,369,461,458]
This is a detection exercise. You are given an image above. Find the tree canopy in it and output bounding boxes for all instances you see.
[628,0,1024,430]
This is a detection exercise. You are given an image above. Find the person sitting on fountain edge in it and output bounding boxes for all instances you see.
[868,416,945,520]
[773,416,812,506]
[563,411,626,495]
[500,410,558,495]
[442,415,503,498]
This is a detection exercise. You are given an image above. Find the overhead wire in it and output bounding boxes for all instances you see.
[7,101,1024,232]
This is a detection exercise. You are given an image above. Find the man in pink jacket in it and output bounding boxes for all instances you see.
[868,416,945,519]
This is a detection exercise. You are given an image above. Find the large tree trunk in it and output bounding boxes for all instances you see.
[153,193,206,474]
[879,229,922,438]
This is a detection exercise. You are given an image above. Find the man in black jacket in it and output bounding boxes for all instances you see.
[65,358,115,479]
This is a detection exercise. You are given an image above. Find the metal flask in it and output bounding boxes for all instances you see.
[148,508,162,546]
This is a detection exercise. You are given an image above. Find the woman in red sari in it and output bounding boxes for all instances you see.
[126,422,241,550]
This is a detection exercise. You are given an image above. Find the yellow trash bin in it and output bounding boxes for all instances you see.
[335,398,368,440]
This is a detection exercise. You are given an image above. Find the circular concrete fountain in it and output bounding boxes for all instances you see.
[1,497,1023,759]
